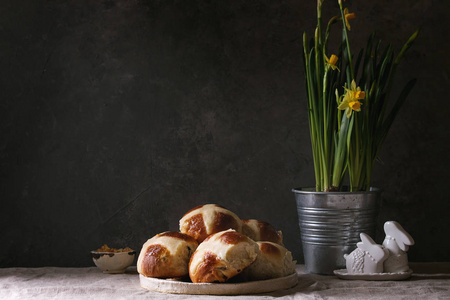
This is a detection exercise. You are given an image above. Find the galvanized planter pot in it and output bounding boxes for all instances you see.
[292,187,381,275]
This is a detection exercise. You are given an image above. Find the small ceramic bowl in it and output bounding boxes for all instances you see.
[91,250,136,274]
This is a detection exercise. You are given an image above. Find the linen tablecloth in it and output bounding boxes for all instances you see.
[1,263,449,299]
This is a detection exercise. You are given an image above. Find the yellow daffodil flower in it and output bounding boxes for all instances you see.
[338,80,365,118]
[344,8,356,31]
[325,54,339,71]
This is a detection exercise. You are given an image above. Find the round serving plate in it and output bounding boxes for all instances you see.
[333,269,413,281]
[139,273,298,295]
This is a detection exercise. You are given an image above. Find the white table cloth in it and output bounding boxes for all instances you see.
[1,263,449,299]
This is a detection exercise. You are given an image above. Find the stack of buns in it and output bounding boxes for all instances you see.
[137,204,296,283]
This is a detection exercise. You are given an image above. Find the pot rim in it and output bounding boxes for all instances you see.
[292,187,381,195]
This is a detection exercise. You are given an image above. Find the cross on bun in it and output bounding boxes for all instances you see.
[137,231,198,278]
[240,241,296,281]
[179,204,243,243]
[242,219,283,245]
[188,229,260,283]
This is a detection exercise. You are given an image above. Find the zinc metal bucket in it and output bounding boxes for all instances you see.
[292,187,381,275]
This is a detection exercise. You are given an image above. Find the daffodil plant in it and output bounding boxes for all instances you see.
[303,0,419,192]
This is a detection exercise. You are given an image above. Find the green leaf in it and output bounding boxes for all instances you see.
[380,78,417,143]
[354,48,364,82]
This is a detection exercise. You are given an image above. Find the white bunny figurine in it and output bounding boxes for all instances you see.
[344,233,389,274]
[382,221,414,273]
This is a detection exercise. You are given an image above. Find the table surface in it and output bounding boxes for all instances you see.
[1,263,449,299]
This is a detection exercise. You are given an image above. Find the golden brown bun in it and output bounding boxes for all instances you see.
[188,229,260,283]
[179,204,243,243]
[241,219,283,245]
[239,241,296,281]
[137,231,198,278]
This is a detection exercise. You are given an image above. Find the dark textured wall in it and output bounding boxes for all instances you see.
[1,0,449,267]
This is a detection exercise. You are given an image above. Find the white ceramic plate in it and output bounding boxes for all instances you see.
[333,269,413,281]
[139,273,298,295]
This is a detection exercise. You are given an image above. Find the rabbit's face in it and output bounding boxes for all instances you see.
[383,236,409,254]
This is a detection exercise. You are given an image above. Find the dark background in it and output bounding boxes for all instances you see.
[1,0,449,267]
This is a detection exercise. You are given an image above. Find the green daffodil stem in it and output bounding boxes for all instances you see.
[303,32,320,189]
[365,144,372,191]
[332,113,350,188]
[317,0,323,45]
[338,2,354,82]
[314,26,331,191]
[351,115,363,191]
[394,29,419,65]
[324,16,339,54]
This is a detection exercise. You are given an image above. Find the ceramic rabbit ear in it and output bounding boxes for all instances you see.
[384,221,415,251]
[356,241,364,250]
[356,233,370,250]
[356,233,375,250]
[359,232,376,245]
